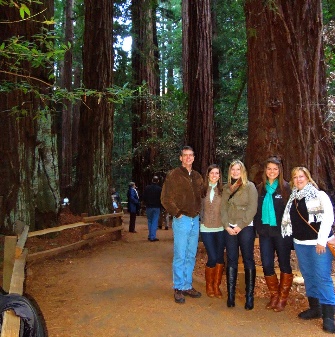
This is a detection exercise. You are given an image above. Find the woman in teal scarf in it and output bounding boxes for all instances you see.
[254,156,292,312]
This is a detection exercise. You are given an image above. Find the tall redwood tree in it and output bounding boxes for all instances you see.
[131,0,160,193]
[72,0,114,214]
[244,0,335,197]
[60,0,74,198]
[0,1,60,232]
[184,0,215,174]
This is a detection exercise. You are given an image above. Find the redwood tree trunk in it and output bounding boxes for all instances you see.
[182,0,189,95]
[0,1,59,232]
[244,0,335,197]
[185,0,215,175]
[72,0,114,215]
[131,0,160,194]
[60,0,74,198]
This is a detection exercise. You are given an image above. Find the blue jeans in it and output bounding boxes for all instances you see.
[225,226,255,270]
[172,215,200,290]
[259,235,293,276]
[146,207,160,240]
[201,231,226,267]
[294,242,335,305]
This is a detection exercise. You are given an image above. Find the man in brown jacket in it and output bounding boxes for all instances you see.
[161,146,203,304]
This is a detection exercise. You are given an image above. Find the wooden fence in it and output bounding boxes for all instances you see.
[1,212,123,337]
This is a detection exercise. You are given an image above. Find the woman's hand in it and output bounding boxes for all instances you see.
[234,226,242,234]
[226,226,241,235]
[316,244,326,255]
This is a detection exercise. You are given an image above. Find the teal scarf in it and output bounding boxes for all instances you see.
[261,179,278,226]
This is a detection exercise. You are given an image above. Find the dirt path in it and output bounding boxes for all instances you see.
[25,215,328,337]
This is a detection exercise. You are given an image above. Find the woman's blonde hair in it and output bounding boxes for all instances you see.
[290,166,319,189]
[227,160,248,186]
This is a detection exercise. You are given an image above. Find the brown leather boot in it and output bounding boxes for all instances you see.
[273,272,293,312]
[213,264,224,298]
[205,266,215,297]
[264,274,279,309]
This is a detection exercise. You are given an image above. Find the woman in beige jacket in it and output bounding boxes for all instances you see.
[200,164,225,298]
[221,160,258,310]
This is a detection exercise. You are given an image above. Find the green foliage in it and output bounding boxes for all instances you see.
[0,29,69,77]
[112,88,187,198]
[323,0,335,23]
[0,0,140,117]
[212,0,248,172]
[157,0,183,90]
[0,1,43,19]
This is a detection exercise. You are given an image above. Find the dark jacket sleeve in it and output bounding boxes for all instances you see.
[129,189,139,205]
[254,183,264,233]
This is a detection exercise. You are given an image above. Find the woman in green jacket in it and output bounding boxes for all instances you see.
[221,160,258,310]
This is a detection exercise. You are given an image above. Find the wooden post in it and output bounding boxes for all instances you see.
[1,249,28,337]
[0,196,4,227]
[1,311,20,337]
[3,236,17,293]
[15,224,29,258]
[80,213,89,236]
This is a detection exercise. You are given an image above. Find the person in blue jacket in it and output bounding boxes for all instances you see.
[127,182,140,233]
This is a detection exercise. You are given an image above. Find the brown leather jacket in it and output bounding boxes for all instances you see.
[161,166,203,218]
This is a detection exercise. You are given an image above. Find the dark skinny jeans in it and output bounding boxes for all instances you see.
[201,230,226,268]
[225,226,255,270]
[259,234,293,276]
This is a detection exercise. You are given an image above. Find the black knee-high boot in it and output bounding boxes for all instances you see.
[226,267,237,308]
[322,304,335,333]
[245,269,256,310]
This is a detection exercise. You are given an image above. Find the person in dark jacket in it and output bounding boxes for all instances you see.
[143,176,162,242]
[161,146,203,304]
[127,182,140,233]
[254,156,292,312]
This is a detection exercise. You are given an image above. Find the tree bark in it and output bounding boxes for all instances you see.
[185,0,215,174]
[182,0,189,95]
[244,0,335,197]
[131,0,160,194]
[0,1,60,232]
[60,0,74,198]
[72,0,114,215]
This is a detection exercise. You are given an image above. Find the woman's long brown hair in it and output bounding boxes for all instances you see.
[202,164,223,198]
[260,156,289,203]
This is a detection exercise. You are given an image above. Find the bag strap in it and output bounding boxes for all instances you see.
[228,185,241,201]
[294,199,318,234]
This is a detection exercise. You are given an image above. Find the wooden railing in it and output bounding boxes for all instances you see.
[1,212,123,337]
[27,212,123,262]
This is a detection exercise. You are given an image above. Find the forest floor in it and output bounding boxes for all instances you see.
[0,212,333,337]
